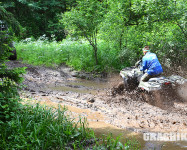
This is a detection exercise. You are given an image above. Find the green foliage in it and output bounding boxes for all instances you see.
[1,0,77,40]
[16,36,65,67]
[62,0,104,38]
[0,6,20,35]
[0,77,21,123]
[16,37,124,72]
[93,134,140,150]
[2,0,186,71]
[0,19,25,122]
[0,103,140,149]
[0,104,94,149]
[99,0,187,68]
[0,30,13,62]
[62,0,105,65]
[0,54,25,123]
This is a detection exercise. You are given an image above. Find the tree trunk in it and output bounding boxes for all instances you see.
[119,28,124,51]
[94,46,98,65]
[85,32,98,65]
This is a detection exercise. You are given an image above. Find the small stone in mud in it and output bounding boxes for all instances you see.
[87,98,95,103]
[88,104,93,108]
[128,128,135,132]
[30,89,35,93]
[71,71,79,77]
[148,122,155,128]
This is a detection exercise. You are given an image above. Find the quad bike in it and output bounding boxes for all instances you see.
[119,61,187,108]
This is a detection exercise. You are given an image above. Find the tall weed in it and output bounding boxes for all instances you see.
[0,104,94,149]
[16,37,128,72]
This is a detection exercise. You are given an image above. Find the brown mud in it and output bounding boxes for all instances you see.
[6,60,187,149]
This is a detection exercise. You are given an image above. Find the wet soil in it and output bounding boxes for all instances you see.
[7,60,187,133]
[6,61,187,149]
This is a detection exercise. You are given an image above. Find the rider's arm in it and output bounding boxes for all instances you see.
[140,57,147,73]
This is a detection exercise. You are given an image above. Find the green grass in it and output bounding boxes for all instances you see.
[0,102,140,149]
[0,103,94,149]
[15,38,130,72]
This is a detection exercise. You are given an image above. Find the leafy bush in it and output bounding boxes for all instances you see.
[0,104,95,149]
[93,134,140,150]
[0,77,21,123]
[0,30,25,123]
[0,30,14,62]
[16,37,129,72]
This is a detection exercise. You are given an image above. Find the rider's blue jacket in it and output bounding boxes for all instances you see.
[140,52,163,75]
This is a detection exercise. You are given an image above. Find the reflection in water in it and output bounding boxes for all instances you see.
[143,142,163,150]
[41,73,187,150]
[37,100,187,150]
[48,74,122,95]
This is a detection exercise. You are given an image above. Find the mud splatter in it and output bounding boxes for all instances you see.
[7,61,187,133]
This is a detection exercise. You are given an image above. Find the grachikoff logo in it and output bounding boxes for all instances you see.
[143,132,187,141]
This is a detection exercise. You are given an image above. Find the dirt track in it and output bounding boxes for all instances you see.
[7,61,187,133]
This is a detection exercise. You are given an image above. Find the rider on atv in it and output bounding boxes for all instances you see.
[119,46,186,93]
[140,46,163,82]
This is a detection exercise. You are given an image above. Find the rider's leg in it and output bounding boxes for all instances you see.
[140,73,162,82]
[140,73,151,82]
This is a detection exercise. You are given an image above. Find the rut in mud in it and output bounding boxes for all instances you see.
[7,60,187,133]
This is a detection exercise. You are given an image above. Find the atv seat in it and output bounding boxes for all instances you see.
[148,77,166,82]
[148,77,173,84]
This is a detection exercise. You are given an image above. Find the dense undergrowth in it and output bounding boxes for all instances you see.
[0,103,94,149]
[0,102,140,150]
[15,26,186,73]
[16,37,122,72]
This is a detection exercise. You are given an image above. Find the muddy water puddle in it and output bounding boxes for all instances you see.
[48,85,99,94]
[10,60,187,149]
[26,68,187,150]
[44,75,187,150]
[48,74,121,94]
[34,100,187,150]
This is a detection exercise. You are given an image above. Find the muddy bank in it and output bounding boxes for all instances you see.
[7,61,187,134]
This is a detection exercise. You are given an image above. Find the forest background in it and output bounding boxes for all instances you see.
[0,0,186,72]
[0,0,186,149]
